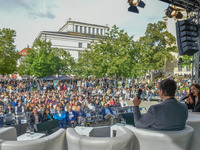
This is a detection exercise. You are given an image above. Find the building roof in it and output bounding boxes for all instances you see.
[42,31,103,38]
[18,48,31,56]
[59,20,109,32]
[35,30,106,43]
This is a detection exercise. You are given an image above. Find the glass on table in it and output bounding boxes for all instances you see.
[30,127,34,138]
[26,127,30,137]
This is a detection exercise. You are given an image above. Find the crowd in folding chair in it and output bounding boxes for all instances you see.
[0,78,146,129]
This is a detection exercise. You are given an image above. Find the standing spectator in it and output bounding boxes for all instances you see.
[54,106,66,129]
[141,88,146,101]
[146,88,153,101]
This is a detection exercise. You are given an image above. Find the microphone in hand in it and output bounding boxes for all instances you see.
[180,93,193,102]
[137,89,142,99]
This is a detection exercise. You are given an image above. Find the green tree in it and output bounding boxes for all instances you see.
[25,40,75,78]
[179,55,193,69]
[18,59,30,76]
[0,28,20,75]
[139,21,177,80]
[75,25,141,82]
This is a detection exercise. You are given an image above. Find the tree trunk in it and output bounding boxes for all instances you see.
[150,70,153,82]
[116,74,119,89]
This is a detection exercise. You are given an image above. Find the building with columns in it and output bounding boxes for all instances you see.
[35,19,109,59]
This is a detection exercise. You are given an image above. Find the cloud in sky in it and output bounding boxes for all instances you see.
[0,0,169,51]
[0,0,57,19]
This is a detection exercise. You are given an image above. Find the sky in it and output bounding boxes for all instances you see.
[0,0,169,51]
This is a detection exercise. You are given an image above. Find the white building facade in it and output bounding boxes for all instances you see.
[35,19,109,59]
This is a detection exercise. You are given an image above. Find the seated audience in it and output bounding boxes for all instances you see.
[88,101,95,111]
[114,99,121,107]
[120,98,128,107]
[30,107,43,127]
[54,105,66,129]
[15,101,25,114]
[25,102,33,112]
[0,115,3,127]
[102,104,115,125]
[66,105,77,127]
[5,103,15,114]
[42,108,53,122]
[0,105,4,114]
[76,105,86,125]
[0,98,4,107]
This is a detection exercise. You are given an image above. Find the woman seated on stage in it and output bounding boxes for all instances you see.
[186,84,200,112]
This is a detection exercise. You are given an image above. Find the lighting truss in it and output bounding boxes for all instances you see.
[160,0,200,12]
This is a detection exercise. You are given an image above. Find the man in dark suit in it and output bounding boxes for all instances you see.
[4,104,15,114]
[30,107,43,127]
[133,78,188,131]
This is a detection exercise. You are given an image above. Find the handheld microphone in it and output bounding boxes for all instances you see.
[180,93,193,102]
[137,89,142,99]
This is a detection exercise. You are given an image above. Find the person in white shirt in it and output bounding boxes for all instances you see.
[87,101,95,111]
[120,97,128,107]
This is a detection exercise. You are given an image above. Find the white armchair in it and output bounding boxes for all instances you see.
[0,127,17,141]
[66,126,134,150]
[186,112,200,150]
[126,125,194,150]
[0,128,67,150]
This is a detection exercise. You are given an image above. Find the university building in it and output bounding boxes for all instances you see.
[34,19,109,60]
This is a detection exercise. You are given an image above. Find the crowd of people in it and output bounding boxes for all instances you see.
[0,73,199,130]
[0,78,134,128]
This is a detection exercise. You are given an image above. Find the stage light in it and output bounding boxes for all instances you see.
[127,0,146,13]
[165,5,183,19]
[129,0,140,6]
[128,6,139,13]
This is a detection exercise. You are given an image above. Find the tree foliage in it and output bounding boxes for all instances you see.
[139,21,177,72]
[24,40,75,78]
[180,55,193,69]
[0,28,20,75]
[75,25,141,79]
